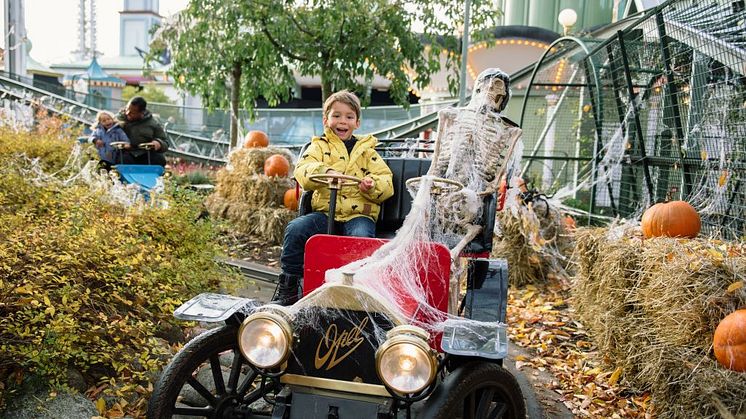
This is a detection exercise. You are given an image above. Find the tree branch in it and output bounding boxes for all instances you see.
[260,20,310,62]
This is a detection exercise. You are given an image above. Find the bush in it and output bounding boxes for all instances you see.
[0,123,237,415]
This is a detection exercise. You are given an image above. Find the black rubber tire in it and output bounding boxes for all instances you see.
[419,362,527,419]
[147,325,275,418]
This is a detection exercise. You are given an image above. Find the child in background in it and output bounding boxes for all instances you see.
[89,111,129,170]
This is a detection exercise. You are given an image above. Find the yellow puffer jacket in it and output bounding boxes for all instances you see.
[294,128,394,222]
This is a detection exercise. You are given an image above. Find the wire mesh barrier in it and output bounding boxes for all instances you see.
[519,0,746,239]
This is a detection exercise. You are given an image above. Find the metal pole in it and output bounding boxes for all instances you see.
[617,31,654,204]
[458,0,471,106]
[572,85,585,199]
[327,187,338,235]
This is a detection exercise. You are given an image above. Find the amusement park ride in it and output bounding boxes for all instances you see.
[146,68,527,419]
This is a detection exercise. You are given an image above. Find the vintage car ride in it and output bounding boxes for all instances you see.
[147,68,527,419]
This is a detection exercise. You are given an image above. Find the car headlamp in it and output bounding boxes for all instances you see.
[375,325,437,394]
[238,310,292,369]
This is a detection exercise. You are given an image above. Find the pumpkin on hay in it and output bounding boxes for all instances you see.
[244,130,269,148]
[713,309,746,372]
[284,188,299,211]
[641,200,701,238]
[264,154,290,177]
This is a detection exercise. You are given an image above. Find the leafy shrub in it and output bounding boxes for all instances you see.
[0,123,237,415]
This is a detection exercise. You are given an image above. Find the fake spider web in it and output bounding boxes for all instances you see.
[284,69,524,354]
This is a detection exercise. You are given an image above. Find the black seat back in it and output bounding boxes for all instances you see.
[377,158,430,235]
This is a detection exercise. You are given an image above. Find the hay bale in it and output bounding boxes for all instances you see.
[572,228,746,418]
[491,203,573,286]
[205,146,298,244]
[225,147,294,176]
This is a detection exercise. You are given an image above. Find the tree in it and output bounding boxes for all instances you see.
[121,85,182,125]
[148,0,295,147]
[150,0,500,145]
[122,85,172,104]
[249,0,500,103]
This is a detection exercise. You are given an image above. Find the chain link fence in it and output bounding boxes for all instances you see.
[519,0,746,238]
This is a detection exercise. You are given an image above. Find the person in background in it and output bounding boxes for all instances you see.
[274,90,394,305]
[89,110,129,171]
[117,96,169,166]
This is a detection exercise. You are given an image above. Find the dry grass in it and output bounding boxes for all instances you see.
[491,202,573,286]
[573,228,746,418]
[205,147,296,245]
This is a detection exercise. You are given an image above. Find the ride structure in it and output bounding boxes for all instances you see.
[146,68,526,419]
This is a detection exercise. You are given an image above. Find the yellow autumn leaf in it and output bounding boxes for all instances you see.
[43,296,51,306]
[706,248,724,261]
[14,285,33,294]
[514,355,528,361]
[726,281,744,293]
[719,170,728,187]
[96,397,106,414]
[609,366,623,386]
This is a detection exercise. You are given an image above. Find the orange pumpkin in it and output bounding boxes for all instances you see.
[563,214,576,231]
[264,154,290,177]
[640,201,700,238]
[713,309,746,372]
[284,188,299,211]
[244,130,269,148]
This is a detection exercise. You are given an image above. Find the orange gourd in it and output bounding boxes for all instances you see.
[264,154,290,177]
[244,130,269,148]
[640,201,700,238]
[284,188,299,211]
[713,309,746,372]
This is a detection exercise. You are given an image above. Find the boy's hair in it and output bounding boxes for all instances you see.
[323,90,361,120]
[92,110,115,129]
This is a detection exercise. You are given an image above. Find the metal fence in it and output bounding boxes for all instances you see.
[0,71,453,147]
[519,0,746,238]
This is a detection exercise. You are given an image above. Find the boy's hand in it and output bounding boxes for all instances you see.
[359,177,375,192]
[94,139,104,148]
[151,141,162,151]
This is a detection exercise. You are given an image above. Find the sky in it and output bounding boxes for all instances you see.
[4,0,189,65]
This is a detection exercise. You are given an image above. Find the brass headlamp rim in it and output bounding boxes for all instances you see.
[238,310,294,369]
[375,329,437,395]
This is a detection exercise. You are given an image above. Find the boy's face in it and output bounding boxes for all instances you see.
[323,101,360,141]
[100,114,115,129]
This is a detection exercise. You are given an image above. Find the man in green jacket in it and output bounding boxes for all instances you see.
[276,90,394,305]
[117,96,169,166]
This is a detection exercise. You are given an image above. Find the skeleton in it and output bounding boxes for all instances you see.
[410,68,523,260]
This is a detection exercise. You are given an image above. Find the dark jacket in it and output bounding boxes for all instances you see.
[89,123,129,163]
[117,110,169,157]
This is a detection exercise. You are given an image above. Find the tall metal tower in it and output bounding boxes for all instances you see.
[72,0,99,60]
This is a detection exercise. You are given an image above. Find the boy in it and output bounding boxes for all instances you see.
[275,90,394,305]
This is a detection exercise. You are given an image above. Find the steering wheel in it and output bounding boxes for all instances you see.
[138,143,156,151]
[308,173,362,235]
[405,176,464,195]
[309,173,362,189]
[110,141,129,150]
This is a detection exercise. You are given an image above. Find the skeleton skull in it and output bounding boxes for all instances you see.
[468,68,511,112]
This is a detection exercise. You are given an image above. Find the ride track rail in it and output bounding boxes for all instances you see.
[0,73,230,165]
[218,257,280,285]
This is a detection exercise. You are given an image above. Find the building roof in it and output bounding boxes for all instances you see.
[64,57,126,87]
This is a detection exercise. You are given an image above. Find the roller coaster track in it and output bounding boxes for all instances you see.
[0,72,230,164]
